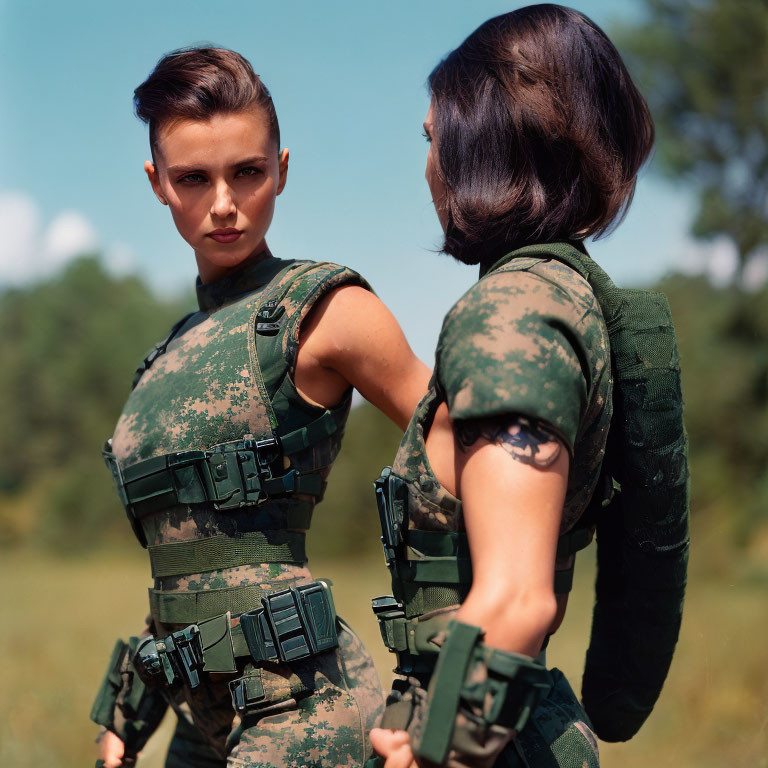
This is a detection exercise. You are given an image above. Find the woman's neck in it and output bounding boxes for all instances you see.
[195,240,271,285]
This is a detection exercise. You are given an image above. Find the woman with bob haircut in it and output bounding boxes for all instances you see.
[369,5,669,768]
[91,46,434,767]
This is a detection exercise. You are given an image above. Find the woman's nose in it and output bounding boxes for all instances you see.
[210,183,237,219]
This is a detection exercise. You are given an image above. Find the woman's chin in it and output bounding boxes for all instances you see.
[199,249,252,270]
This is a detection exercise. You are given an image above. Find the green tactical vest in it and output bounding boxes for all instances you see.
[105,255,368,630]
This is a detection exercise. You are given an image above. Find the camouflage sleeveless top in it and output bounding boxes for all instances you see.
[386,252,612,621]
[110,254,367,630]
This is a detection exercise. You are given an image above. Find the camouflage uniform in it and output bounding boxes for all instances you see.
[377,252,611,767]
[107,254,384,766]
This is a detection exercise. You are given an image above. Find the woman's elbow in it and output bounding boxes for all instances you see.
[461,585,558,656]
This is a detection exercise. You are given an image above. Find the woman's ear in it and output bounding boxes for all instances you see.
[144,160,168,205]
[277,148,289,195]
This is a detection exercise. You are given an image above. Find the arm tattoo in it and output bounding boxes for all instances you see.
[455,415,564,468]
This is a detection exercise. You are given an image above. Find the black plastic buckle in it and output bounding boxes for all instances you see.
[208,436,284,510]
[244,436,282,474]
[229,674,266,715]
[167,450,207,470]
[240,436,285,502]
[371,595,407,654]
[255,302,285,336]
[371,595,404,616]
[135,636,167,682]
[374,467,402,565]
[158,626,204,689]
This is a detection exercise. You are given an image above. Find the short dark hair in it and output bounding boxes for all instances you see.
[134,46,280,159]
[428,4,654,267]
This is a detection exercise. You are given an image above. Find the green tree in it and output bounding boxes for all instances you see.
[617,0,768,270]
[659,274,768,545]
[0,256,192,550]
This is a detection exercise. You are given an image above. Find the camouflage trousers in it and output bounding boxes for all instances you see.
[496,669,599,768]
[161,618,384,768]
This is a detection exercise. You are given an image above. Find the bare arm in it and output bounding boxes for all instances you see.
[371,416,568,767]
[295,285,430,429]
[453,415,568,656]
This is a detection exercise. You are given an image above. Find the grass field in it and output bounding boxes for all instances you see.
[1,541,766,767]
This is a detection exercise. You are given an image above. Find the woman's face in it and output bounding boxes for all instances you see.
[424,102,449,233]
[145,106,288,283]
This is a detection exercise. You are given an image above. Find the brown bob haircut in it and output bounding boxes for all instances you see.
[134,46,280,160]
[428,4,654,267]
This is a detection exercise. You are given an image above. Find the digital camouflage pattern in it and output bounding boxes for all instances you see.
[381,251,612,766]
[105,255,384,765]
[392,255,611,567]
[162,620,384,767]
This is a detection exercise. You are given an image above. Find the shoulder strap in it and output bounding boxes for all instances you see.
[488,241,625,320]
[132,311,198,390]
[249,260,368,447]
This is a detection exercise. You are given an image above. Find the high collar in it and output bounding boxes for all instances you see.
[479,240,588,278]
[195,251,285,312]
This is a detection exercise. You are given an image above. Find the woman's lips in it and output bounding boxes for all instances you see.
[207,228,243,244]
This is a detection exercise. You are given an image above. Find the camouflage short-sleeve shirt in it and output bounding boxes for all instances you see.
[391,253,612,543]
[437,255,613,528]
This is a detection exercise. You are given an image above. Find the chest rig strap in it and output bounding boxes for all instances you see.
[104,426,335,547]
[110,425,334,514]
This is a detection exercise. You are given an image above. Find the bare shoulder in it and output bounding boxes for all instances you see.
[306,283,378,319]
[300,283,390,343]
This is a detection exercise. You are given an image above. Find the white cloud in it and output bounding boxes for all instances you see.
[104,242,136,277]
[0,192,125,286]
[678,235,739,287]
[43,211,98,265]
[0,193,41,283]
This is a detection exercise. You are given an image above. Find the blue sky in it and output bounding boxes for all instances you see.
[0,0,714,363]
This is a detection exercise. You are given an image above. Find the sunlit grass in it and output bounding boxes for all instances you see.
[1,543,766,767]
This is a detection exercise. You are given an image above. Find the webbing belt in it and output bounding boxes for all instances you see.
[150,583,269,625]
[138,581,338,690]
[148,530,307,578]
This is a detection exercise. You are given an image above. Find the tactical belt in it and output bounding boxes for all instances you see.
[150,583,270,625]
[374,467,594,619]
[137,580,338,707]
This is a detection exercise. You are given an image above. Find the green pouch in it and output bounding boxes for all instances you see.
[90,638,129,728]
[199,612,237,673]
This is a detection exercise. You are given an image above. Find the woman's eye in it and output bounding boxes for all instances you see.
[422,129,432,144]
[236,166,263,178]
[178,172,206,184]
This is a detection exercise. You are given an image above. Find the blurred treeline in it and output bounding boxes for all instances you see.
[0,254,766,566]
[0,255,402,556]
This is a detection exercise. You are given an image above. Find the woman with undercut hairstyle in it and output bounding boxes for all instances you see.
[369,5,686,768]
[90,46,435,768]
